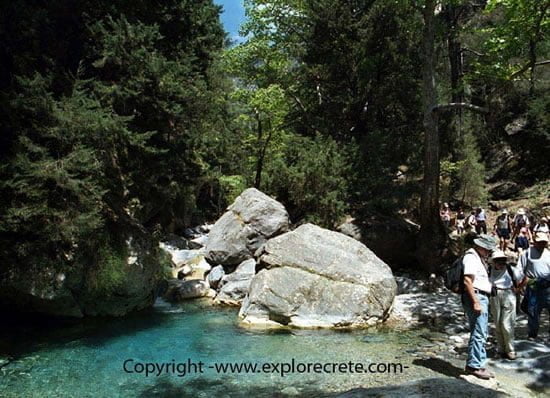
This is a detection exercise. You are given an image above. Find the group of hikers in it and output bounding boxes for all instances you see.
[441,204,549,253]
[450,211,550,380]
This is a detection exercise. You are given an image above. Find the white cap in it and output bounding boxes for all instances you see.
[491,250,507,260]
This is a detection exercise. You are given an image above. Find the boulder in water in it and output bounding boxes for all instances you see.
[239,224,397,328]
[215,259,256,306]
[164,279,215,301]
[205,188,289,266]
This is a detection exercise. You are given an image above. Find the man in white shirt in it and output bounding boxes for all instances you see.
[462,234,498,379]
[489,250,519,360]
[517,232,550,339]
[475,207,487,235]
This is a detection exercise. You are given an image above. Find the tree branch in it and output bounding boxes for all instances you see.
[461,47,485,57]
[510,60,550,79]
[432,102,489,114]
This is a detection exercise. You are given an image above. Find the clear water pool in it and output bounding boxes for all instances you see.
[0,300,436,397]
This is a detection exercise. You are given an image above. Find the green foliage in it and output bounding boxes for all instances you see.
[158,249,174,281]
[455,130,488,206]
[219,175,247,205]
[470,0,549,83]
[224,0,424,222]
[0,75,117,270]
[87,242,127,295]
[0,1,227,276]
[263,135,351,227]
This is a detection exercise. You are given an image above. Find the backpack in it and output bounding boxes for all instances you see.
[444,256,464,294]
[515,215,527,227]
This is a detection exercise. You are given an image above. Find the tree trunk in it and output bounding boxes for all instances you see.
[417,0,448,274]
[447,3,463,145]
[254,110,263,189]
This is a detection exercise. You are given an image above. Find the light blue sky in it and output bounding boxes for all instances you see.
[214,0,246,43]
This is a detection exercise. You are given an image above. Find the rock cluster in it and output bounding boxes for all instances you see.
[160,187,398,329]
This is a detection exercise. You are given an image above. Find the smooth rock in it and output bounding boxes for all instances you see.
[215,259,256,306]
[207,265,225,290]
[170,280,213,301]
[239,224,396,328]
[205,188,289,266]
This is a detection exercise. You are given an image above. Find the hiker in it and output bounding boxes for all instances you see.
[512,208,531,242]
[440,203,451,228]
[466,210,477,233]
[462,234,498,379]
[533,217,549,235]
[517,232,550,340]
[514,227,530,254]
[475,207,487,235]
[456,208,466,235]
[494,209,511,252]
[489,250,519,360]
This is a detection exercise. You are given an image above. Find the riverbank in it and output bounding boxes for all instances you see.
[387,284,550,397]
[1,292,548,397]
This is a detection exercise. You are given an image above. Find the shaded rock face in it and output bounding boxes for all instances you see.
[205,188,289,266]
[485,143,519,183]
[489,181,522,200]
[337,216,419,269]
[215,259,256,306]
[0,234,160,318]
[162,279,215,301]
[239,224,397,328]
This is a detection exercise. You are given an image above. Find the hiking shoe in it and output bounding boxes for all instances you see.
[504,352,517,360]
[465,366,492,380]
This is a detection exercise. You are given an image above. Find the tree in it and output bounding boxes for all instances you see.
[0,0,228,277]
[481,0,549,93]
[416,0,489,273]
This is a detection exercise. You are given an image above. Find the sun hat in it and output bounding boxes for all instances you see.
[473,234,499,251]
[534,231,549,242]
[541,217,548,223]
[501,209,508,214]
[491,250,507,261]
[517,208,526,215]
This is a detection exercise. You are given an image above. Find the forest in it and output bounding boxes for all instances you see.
[0,0,548,296]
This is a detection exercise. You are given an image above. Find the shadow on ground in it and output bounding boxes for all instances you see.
[333,377,506,397]
[137,377,332,398]
[412,357,464,378]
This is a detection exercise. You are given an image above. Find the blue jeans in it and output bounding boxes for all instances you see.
[527,285,550,338]
[463,292,489,369]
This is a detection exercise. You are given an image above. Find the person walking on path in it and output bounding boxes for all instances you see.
[456,208,466,235]
[489,250,519,360]
[494,209,511,252]
[463,234,498,379]
[512,208,531,242]
[533,217,549,236]
[475,207,487,235]
[514,227,530,254]
[517,232,550,340]
[440,203,451,228]
[466,210,477,233]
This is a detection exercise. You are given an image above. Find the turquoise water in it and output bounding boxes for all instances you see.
[0,300,434,397]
